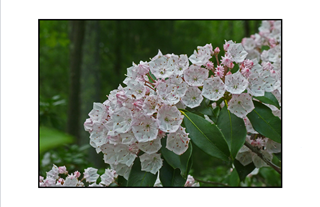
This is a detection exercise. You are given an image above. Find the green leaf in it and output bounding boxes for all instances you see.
[160,137,193,178]
[160,159,186,187]
[217,105,247,159]
[127,157,157,187]
[117,175,127,187]
[234,159,256,182]
[182,111,230,161]
[259,167,281,186]
[228,169,240,186]
[247,101,281,143]
[254,92,280,109]
[40,126,74,154]
[274,152,281,161]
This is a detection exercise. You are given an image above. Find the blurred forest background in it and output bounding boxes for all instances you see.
[39,20,280,186]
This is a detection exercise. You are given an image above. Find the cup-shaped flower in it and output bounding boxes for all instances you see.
[166,126,190,155]
[228,93,254,118]
[202,77,226,101]
[225,71,248,94]
[139,153,163,175]
[184,65,209,86]
[181,86,203,108]
[157,104,184,133]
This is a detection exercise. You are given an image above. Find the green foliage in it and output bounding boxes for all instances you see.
[160,137,193,178]
[234,159,256,182]
[247,101,282,143]
[254,92,281,109]
[40,126,74,154]
[183,111,230,161]
[127,157,158,187]
[160,160,186,187]
[217,105,247,159]
[40,144,92,176]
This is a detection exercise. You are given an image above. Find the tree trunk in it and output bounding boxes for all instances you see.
[67,21,86,141]
[244,21,250,37]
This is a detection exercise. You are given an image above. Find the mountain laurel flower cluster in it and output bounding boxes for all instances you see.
[39,165,118,187]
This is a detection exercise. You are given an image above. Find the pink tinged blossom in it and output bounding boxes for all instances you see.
[260,70,280,92]
[139,153,163,175]
[262,62,274,71]
[181,86,203,108]
[201,77,226,101]
[157,104,184,133]
[137,137,162,154]
[267,45,281,63]
[39,176,44,183]
[102,143,138,166]
[119,130,137,145]
[83,167,100,183]
[214,69,224,78]
[89,124,108,147]
[185,175,200,187]
[243,59,254,69]
[241,67,251,78]
[250,137,266,149]
[157,130,166,139]
[216,65,224,73]
[173,54,189,76]
[166,126,190,155]
[221,53,233,67]
[227,42,248,63]
[132,114,159,142]
[226,71,232,76]
[88,102,109,123]
[124,79,146,100]
[189,44,212,66]
[142,94,161,115]
[57,178,64,184]
[74,171,81,178]
[225,71,248,94]
[149,56,176,79]
[58,166,67,174]
[110,163,132,180]
[42,176,56,187]
[183,65,209,86]
[107,107,132,136]
[223,40,233,51]
[46,164,59,180]
[228,93,254,118]
[63,174,78,186]
[100,169,118,186]
[206,61,214,70]
[242,37,256,51]
[156,76,188,105]
[84,118,94,133]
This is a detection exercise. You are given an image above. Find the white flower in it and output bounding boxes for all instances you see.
[225,71,248,94]
[119,130,137,145]
[184,65,209,86]
[228,93,254,118]
[157,104,184,133]
[166,126,190,155]
[124,79,146,99]
[101,143,138,167]
[139,153,163,175]
[110,163,132,180]
[107,107,132,136]
[201,77,226,101]
[132,114,159,142]
[142,94,161,115]
[137,137,162,154]
[181,86,203,108]
[46,164,59,180]
[227,42,248,63]
[189,44,212,66]
[100,169,118,186]
[63,174,78,186]
[149,56,176,79]
[83,167,100,183]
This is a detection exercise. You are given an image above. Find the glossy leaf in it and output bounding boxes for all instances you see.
[217,105,247,159]
[126,157,157,187]
[247,101,281,143]
[160,137,193,178]
[182,111,230,161]
[160,159,186,187]
[234,159,256,182]
[254,92,280,109]
[228,169,240,186]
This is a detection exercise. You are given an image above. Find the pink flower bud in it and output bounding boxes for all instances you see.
[214,47,220,55]
[206,61,214,70]
[228,62,234,69]
[74,171,81,178]
[226,71,232,76]
[58,166,67,174]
